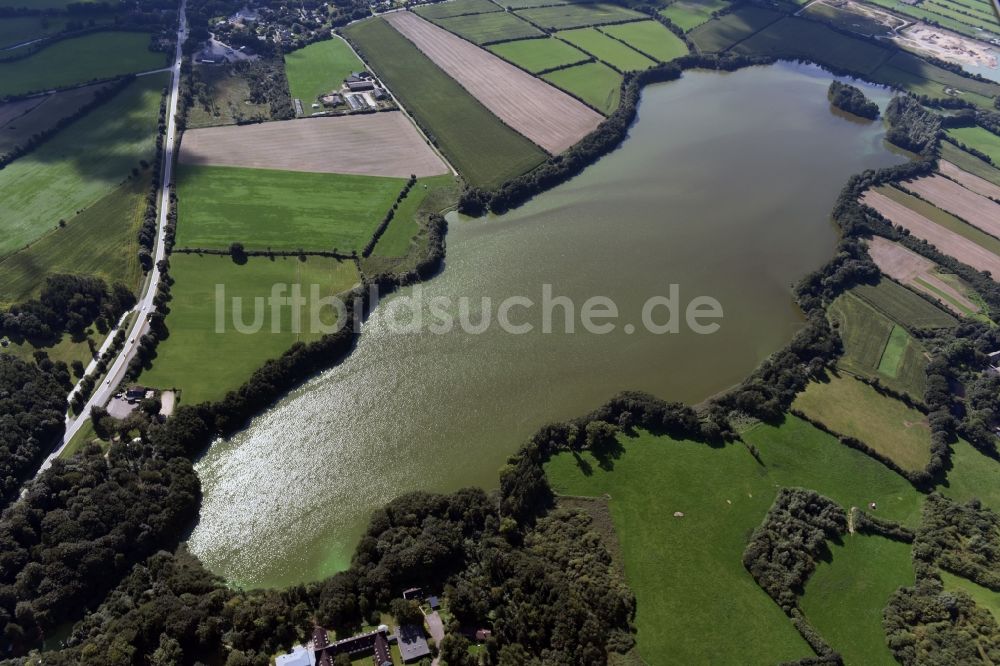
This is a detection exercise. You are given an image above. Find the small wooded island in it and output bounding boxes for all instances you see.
[828,81,880,120]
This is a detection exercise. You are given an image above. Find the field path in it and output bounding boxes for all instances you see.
[939,160,1000,201]
[861,189,1000,279]
[900,174,1000,238]
[383,11,603,154]
[867,236,980,315]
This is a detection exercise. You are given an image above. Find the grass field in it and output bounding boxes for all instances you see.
[600,20,689,61]
[940,570,1000,621]
[0,31,166,98]
[488,37,589,73]
[800,534,913,666]
[284,37,363,109]
[414,0,503,19]
[876,185,1000,258]
[514,3,647,30]
[947,126,1000,165]
[0,73,166,258]
[941,438,1000,512]
[0,171,149,306]
[556,27,655,70]
[434,11,544,43]
[659,0,731,32]
[877,325,910,377]
[0,82,110,157]
[543,61,622,114]
[139,254,359,404]
[372,175,456,257]
[175,165,405,252]
[343,18,546,188]
[687,6,782,52]
[873,52,1000,102]
[496,0,571,7]
[793,373,933,472]
[853,279,957,331]
[732,17,891,75]
[0,15,73,48]
[940,142,1000,188]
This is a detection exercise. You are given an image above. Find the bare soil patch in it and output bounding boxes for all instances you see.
[900,173,1000,238]
[867,236,980,314]
[861,189,1000,279]
[384,11,603,154]
[178,111,449,178]
[939,160,1000,202]
[894,23,998,70]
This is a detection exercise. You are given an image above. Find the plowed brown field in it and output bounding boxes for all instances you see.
[867,236,980,315]
[938,160,1000,202]
[900,174,1000,238]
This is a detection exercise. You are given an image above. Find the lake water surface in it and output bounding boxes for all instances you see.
[190,63,906,589]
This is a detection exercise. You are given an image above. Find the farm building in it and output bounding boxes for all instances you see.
[310,625,397,666]
[402,587,424,600]
[347,80,375,92]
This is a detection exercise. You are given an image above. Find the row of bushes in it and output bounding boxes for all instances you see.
[361,174,417,257]
[137,85,169,271]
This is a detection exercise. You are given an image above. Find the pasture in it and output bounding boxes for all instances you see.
[495,0,571,7]
[659,0,731,32]
[0,82,110,157]
[284,37,363,109]
[792,373,933,473]
[543,61,622,114]
[852,278,957,331]
[0,74,166,258]
[0,31,166,98]
[947,126,1000,165]
[139,254,360,404]
[488,37,589,73]
[414,0,502,19]
[434,11,543,43]
[514,3,647,30]
[687,6,781,52]
[801,0,900,37]
[942,438,1000,512]
[600,20,689,61]
[372,174,456,258]
[800,535,913,666]
[0,172,148,306]
[556,27,655,71]
[939,142,1000,188]
[175,165,406,252]
[343,17,547,188]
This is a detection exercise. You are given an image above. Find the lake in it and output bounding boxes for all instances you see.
[189,62,906,589]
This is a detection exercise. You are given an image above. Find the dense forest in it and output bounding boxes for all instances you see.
[827,81,879,120]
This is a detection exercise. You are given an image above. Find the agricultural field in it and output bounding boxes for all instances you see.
[371,174,457,258]
[792,373,933,473]
[852,279,957,330]
[940,571,1000,621]
[414,0,503,19]
[0,82,110,157]
[343,17,547,188]
[600,20,689,61]
[0,172,149,306]
[284,37,363,110]
[733,17,892,75]
[687,6,782,52]
[0,31,167,98]
[514,2,647,30]
[800,535,914,666]
[0,15,73,49]
[556,27,655,71]
[947,126,1000,165]
[542,61,622,114]
[494,0,571,7]
[180,113,449,178]
[938,159,1000,200]
[940,142,1000,188]
[382,12,603,154]
[487,37,589,73]
[433,11,544,43]
[139,254,360,404]
[900,173,1000,238]
[175,165,406,252]
[941,438,1000,512]
[659,0,731,32]
[877,51,1000,100]
[0,73,166,258]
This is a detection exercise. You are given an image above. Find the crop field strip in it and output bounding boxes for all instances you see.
[414,0,504,19]
[342,17,546,188]
[432,11,544,43]
[599,21,689,61]
[487,37,591,73]
[687,6,783,52]
[493,0,573,8]
[284,37,364,112]
[898,173,1000,239]
[556,27,656,71]
[542,61,622,114]
[513,2,648,30]
[179,113,449,178]
[852,278,957,330]
[383,11,603,154]
[659,0,732,32]
[938,160,1000,200]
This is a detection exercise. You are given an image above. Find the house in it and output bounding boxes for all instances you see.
[396,624,431,663]
[373,632,392,666]
[125,385,146,400]
[427,595,440,610]
[402,587,424,600]
[475,629,492,642]
[276,645,315,666]
[321,93,344,107]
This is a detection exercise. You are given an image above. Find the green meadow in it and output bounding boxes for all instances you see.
[488,38,589,73]
[556,28,655,71]
[853,279,957,331]
[0,15,73,49]
[0,31,166,98]
[543,61,622,114]
[600,21,689,61]
[434,11,543,43]
[414,0,502,19]
[659,0,731,32]
[284,37,363,109]
[514,3,646,30]
[0,73,166,258]
[139,254,360,404]
[372,175,456,258]
[175,165,405,253]
[948,126,1000,165]
[0,82,111,157]
[939,142,1000,188]
[941,438,1000,512]
[940,571,1000,621]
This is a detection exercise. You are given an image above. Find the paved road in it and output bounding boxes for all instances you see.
[36,1,187,475]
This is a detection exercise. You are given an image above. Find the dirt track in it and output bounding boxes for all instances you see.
[867,236,980,314]
[861,190,1000,279]
[384,11,603,154]
[900,174,1000,238]
[179,112,450,178]
[939,160,1000,202]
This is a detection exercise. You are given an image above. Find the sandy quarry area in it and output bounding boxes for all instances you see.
[900,174,1000,238]
[939,160,1000,201]
[894,23,999,69]
[861,189,1000,278]
[179,111,450,178]
[867,236,981,314]
[384,11,603,155]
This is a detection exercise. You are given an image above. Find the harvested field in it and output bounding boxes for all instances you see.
[900,173,1000,238]
[384,11,603,154]
[939,160,1000,201]
[861,189,1000,278]
[939,143,1000,188]
[867,236,980,316]
[179,112,448,178]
